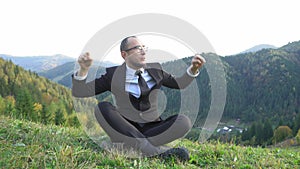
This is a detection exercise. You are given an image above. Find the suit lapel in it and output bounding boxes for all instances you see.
[111,63,126,92]
[145,64,162,84]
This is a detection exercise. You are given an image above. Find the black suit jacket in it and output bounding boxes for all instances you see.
[72,62,195,123]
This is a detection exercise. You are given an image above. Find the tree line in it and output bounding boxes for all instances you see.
[0,58,81,127]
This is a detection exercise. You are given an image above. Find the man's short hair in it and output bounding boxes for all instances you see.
[120,36,137,52]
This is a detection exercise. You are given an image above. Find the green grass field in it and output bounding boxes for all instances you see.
[1,115,299,168]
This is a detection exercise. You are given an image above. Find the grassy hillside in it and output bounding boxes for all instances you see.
[1,115,299,168]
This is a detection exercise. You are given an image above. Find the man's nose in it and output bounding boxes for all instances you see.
[140,49,146,55]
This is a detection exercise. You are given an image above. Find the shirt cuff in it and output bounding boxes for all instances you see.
[73,71,88,80]
[186,67,199,78]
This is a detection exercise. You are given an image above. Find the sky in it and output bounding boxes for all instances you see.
[1,0,300,63]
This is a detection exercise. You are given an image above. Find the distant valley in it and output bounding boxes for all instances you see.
[0,54,75,72]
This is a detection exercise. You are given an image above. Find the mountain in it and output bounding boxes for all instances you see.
[0,57,84,127]
[1,41,300,149]
[138,41,299,126]
[0,54,76,72]
[221,41,300,124]
[38,61,118,87]
[24,41,300,126]
[239,44,277,54]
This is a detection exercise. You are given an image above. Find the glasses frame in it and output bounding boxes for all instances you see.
[124,45,148,52]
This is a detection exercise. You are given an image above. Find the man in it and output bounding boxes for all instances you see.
[72,36,206,160]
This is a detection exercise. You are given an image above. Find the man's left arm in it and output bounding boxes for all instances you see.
[162,54,206,89]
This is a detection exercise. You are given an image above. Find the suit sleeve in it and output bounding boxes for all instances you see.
[145,63,195,89]
[161,70,195,89]
[72,70,111,98]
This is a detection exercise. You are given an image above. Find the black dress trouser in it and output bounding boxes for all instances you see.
[94,102,192,149]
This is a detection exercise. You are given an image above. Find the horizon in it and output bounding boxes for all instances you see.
[0,40,300,63]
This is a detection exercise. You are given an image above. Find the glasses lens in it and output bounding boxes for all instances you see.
[138,46,147,53]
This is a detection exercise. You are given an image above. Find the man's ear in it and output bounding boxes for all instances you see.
[121,51,127,59]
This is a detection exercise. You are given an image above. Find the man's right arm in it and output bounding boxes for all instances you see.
[72,52,110,97]
[72,70,111,98]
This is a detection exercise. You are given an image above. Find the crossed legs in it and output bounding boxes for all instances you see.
[94,102,192,156]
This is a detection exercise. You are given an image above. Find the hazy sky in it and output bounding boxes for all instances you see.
[1,0,299,62]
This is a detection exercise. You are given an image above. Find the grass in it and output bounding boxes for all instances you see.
[1,115,299,168]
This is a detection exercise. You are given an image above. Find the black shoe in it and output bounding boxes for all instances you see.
[158,147,190,162]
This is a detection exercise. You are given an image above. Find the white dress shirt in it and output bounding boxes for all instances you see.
[125,65,156,98]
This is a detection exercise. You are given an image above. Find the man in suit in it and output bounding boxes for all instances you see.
[72,36,206,160]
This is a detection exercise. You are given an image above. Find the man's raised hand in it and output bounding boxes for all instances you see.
[78,52,93,76]
[190,54,206,74]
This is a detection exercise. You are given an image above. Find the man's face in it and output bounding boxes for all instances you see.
[123,37,147,69]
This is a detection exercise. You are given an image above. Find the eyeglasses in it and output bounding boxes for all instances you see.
[124,45,148,53]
